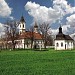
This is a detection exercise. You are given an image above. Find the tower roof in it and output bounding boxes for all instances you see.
[34,22,38,28]
[55,26,73,40]
[20,16,25,22]
[59,26,62,34]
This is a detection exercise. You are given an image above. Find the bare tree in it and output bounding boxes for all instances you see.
[29,26,34,49]
[4,20,19,50]
[39,23,51,48]
[4,25,9,49]
[46,35,53,46]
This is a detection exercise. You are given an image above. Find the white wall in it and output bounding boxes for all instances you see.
[19,22,26,34]
[15,39,44,49]
[15,39,24,48]
[34,40,44,48]
[55,40,74,50]
[66,41,73,49]
[55,40,65,50]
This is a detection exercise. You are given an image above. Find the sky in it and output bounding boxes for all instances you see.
[0,0,75,37]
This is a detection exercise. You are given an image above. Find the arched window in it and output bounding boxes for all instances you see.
[23,24,24,28]
[56,43,59,47]
[61,43,63,47]
[20,25,21,27]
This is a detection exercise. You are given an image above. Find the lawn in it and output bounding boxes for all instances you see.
[0,49,75,75]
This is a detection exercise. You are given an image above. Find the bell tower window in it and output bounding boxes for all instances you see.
[23,24,24,28]
[20,25,21,27]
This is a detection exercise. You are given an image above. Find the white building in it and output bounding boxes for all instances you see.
[55,26,74,50]
[15,16,44,49]
[19,16,26,34]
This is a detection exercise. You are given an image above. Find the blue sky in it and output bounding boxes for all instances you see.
[4,0,53,28]
[0,0,74,26]
[0,0,75,36]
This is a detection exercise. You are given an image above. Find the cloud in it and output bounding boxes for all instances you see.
[25,1,62,24]
[66,14,75,27]
[0,0,13,37]
[25,0,75,35]
[9,16,14,20]
[25,1,49,24]
[62,24,70,34]
[25,0,75,25]
[51,28,58,35]
[51,24,70,35]
[0,23,5,37]
[53,0,75,15]
[0,0,12,17]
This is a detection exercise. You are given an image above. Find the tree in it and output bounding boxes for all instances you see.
[46,35,53,46]
[39,23,51,48]
[4,20,19,50]
[29,26,34,49]
[4,25,9,49]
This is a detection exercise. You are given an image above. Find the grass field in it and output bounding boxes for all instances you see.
[0,49,75,75]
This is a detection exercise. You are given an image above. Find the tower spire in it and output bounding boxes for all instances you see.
[20,14,25,23]
[59,26,62,34]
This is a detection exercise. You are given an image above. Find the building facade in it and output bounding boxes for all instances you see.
[15,16,44,49]
[55,26,74,50]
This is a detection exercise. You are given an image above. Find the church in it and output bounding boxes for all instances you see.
[55,26,74,50]
[15,16,44,49]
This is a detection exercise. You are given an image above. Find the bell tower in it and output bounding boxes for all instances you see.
[19,16,26,34]
[34,22,38,33]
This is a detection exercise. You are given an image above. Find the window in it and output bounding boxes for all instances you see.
[38,41,39,43]
[21,40,22,43]
[23,24,24,28]
[61,43,63,47]
[56,43,59,47]
[20,25,21,27]
[41,41,42,44]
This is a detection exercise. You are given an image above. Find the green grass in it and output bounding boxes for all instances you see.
[0,49,75,75]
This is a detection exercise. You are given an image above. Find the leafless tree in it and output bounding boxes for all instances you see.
[4,20,19,50]
[29,26,34,49]
[39,23,52,48]
[4,25,9,49]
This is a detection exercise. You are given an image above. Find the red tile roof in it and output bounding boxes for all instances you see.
[18,31,43,40]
